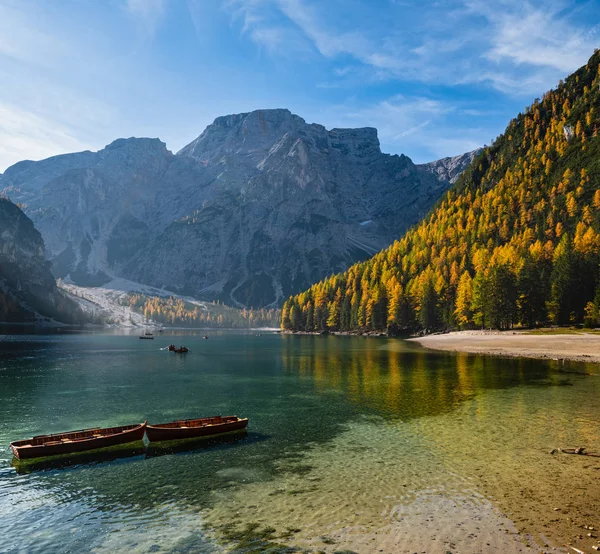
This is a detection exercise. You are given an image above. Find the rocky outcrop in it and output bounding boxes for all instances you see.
[0,197,81,322]
[0,109,476,308]
[418,149,481,184]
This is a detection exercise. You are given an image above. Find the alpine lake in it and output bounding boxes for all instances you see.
[0,330,598,554]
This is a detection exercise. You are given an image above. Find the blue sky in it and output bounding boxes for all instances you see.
[0,0,599,171]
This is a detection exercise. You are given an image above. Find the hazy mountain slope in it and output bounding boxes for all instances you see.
[1,138,209,286]
[1,109,468,308]
[129,109,454,307]
[283,50,600,332]
[0,197,82,323]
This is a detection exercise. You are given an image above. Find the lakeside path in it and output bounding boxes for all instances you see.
[410,330,600,366]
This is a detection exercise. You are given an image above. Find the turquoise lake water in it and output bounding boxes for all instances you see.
[0,331,598,553]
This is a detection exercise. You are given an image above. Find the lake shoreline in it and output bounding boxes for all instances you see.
[410,330,600,366]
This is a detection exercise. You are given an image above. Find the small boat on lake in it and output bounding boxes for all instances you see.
[10,421,147,460]
[202,335,209,340]
[140,333,154,340]
[146,415,248,442]
[167,344,189,353]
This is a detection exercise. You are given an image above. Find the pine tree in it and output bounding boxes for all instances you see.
[418,277,439,330]
[517,255,548,327]
[485,263,517,330]
[548,235,574,324]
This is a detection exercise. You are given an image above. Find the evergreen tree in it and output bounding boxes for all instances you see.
[471,271,487,328]
[485,263,518,330]
[418,277,439,330]
[548,235,574,324]
[517,255,547,327]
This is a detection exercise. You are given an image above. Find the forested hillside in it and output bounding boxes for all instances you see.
[282,50,600,333]
[121,294,280,328]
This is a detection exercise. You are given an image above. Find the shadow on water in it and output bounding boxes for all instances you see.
[11,431,262,474]
[11,443,147,475]
[145,430,264,457]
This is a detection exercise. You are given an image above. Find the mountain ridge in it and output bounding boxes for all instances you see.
[1,109,477,308]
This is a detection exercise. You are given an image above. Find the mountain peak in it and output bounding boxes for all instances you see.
[211,108,304,129]
[103,137,170,155]
[177,108,382,162]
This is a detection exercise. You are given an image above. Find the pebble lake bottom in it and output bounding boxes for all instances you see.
[0,330,598,553]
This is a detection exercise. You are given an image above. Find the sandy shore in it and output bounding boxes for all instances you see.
[411,330,600,366]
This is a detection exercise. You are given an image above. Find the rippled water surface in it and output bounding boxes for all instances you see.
[0,331,598,553]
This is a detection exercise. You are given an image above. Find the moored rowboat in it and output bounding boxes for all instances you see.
[10,421,147,460]
[146,415,248,442]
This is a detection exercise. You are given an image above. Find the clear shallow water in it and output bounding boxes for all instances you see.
[0,331,598,553]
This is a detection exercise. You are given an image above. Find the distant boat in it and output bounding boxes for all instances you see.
[140,332,154,340]
[10,422,147,460]
[167,344,189,353]
[146,415,248,442]
[202,335,209,340]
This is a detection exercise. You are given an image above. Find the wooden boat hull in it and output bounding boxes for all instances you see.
[10,422,147,460]
[146,416,248,442]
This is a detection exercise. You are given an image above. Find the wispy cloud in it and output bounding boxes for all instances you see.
[225,0,600,96]
[470,0,599,72]
[1,0,598,171]
[124,0,166,34]
[0,102,92,171]
[0,3,66,67]
[226,0,313,56]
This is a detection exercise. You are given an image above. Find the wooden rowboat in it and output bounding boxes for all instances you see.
[10,421,147,460]
[146,415,248,442]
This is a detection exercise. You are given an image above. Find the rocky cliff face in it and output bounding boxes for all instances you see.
[418,149,481,184]
[0,109,475,307]
[0,197,80,322]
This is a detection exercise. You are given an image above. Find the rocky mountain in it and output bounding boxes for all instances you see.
[0,197,82,323]
[1,109,474,308]
[418,149,481,184]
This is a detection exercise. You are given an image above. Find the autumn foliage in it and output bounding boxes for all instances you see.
[282,50,600,333]
[122,294,280,328]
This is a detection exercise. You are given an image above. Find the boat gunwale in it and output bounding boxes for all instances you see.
[146,416,247,431]
[10,421,148,449]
